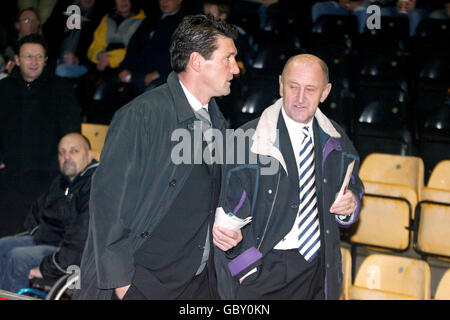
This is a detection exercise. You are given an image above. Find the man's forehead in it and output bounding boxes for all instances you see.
[59,136,87,150]
[20,43,45,53]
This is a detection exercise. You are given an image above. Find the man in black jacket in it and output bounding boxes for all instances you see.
[74,14,241,300]
[0,34,81,237]
[0,133,98,293]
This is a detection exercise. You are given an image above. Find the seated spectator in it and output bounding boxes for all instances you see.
[87,0,145,73]
[0,34,81,238]
[311,0,370,33]
[429,1,450,20]
[43,0,107,79]
[3,8,41,74]
[17,0,58,26]
[312,1,444,35]
[203,0,250,74]
[117,0,184,92]
[364,0,445,35]
[257,0,281,31]
[0,133,98,293]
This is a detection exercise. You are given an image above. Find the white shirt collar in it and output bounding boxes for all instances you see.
[281,105,314,143]
[179,80,209,112]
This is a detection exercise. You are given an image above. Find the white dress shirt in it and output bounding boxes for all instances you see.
[179,80,209,112]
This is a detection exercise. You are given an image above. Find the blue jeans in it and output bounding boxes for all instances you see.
[0,235,58,293]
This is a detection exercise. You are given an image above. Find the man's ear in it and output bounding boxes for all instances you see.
[88,150,95,162]
[278,75,283,97]
[188,52,204,73]
[320,83,332,103]
[14,54,20,66]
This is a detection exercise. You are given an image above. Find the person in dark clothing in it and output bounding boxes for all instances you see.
[0,133,98,293]
[42,0,107,78]
[117,0,185,93]
[73,14,241,300]
[0,34,81,238]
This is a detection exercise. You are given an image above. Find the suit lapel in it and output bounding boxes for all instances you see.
[313,118,323,198]
[278,112,300,189]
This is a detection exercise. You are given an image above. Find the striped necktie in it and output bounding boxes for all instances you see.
[297,126,321,262]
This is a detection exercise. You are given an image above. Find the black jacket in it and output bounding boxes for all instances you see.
[118,9,185,92]
[23,160,99,280]
[0,67,81,175]
[74,72,228,299]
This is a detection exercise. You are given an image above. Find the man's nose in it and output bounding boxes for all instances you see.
[230,59,240,75]
[297,88,305,103]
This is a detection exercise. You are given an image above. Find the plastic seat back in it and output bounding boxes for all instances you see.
[81,123,109,161]
[349,181,416,251]
[435,269,450,300]
[428,160,450,191]
[359,153,424,200]
[340,247,352,300]
[350,254,431,300]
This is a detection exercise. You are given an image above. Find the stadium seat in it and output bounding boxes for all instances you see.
[81,123,109,161]
[358,16,410,54]
[359,153,425,200]
[352,83,414,162]
[349,254,431,300]
[348,181,417,251]
[309,14,358,49]
[413,160,450,260]
[340,247,352,300]
[435,269,450,300]
[416,101,450,181]
[414,18,450,51]
[428,160,450,190]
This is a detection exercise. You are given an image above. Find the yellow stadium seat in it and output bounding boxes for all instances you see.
[348,181,417,251]
[413,188,450,260]
[427,160,450,191]
[435,269,450,300]
[340,247,352,300]
[81,123,109,161]
[359,153,424,201]
[349,254,431,300]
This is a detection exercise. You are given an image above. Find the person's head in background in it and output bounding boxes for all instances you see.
[78,0,96,11]
[159,0,183,15]
[15,8,41,39]
[58,133,94,182]
[260,0,279,8]
[14,34,48,82]
[203,0,230,21]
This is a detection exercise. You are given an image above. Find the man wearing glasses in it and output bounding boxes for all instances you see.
[0,34,81,238]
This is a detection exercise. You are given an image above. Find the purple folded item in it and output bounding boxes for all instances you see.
[228,247,263,277]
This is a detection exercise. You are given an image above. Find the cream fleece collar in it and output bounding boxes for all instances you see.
[250,98,341,175]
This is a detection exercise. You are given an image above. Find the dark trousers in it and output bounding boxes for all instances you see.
[115,264,215,300]
[236,249,324,300]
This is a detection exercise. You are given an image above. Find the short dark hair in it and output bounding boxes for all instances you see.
[15,34,48,56]
[170,14,237,73]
